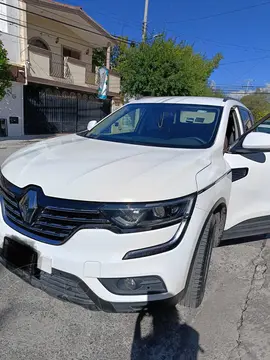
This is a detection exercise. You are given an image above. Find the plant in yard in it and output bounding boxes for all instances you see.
[115,34,223,98]
[0,39,12,100]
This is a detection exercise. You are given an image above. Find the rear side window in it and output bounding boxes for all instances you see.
[239,107,254,131]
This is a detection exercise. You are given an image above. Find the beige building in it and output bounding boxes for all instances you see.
[0,0,121,136]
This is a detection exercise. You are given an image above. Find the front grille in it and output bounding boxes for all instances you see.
[0,175,110,244]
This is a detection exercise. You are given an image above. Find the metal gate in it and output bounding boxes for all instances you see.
[24,84,111,134]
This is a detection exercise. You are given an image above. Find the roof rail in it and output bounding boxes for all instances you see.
[223,97,237,102]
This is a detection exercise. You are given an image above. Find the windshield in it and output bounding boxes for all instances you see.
[80,103,223,149]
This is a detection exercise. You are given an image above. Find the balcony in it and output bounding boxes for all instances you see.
[28,45,120,95]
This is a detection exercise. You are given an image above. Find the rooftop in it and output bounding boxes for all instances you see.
[25,0,117,45]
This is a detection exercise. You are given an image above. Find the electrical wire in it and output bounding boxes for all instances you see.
[27,0,143,30]
[166,0,270,24]
[6,0,270,56]
[1,13,117,50]
[0,24,104,68]
[3,1,270,84]
[220,56,270,66]
[3,1,138,45]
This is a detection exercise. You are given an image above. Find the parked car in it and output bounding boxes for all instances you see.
[1,96,270,312]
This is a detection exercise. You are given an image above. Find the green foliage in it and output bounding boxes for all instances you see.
[110,36,129,69]
[92,48,106,69]
[241,90,270,122]
[115,34,223,97]
[0,40,11,100]
[203,87,225,98]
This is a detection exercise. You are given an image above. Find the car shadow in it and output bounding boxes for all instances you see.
[130,305,204,360]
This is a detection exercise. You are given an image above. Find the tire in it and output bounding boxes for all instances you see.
[180,214,217,308]
[213,208,226,248]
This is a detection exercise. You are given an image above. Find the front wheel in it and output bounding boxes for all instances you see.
[180,214,217,308]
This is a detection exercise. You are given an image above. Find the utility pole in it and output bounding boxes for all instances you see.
[244,79,254,93]
[142,0,149,42]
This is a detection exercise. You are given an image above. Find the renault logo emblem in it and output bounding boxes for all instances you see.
[19,190,38,224]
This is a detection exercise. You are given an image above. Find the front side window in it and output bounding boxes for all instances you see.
[81,103,223,149]
[239,107,253,131]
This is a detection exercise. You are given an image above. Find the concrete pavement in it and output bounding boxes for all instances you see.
[0,140,270,360]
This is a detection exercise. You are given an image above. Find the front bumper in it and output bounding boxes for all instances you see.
[0,254,182,312]
[0,203,208,312]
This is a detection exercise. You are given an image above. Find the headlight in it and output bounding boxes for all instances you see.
[101,195,196,232]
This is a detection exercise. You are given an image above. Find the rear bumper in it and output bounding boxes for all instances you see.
[0,252,183,313]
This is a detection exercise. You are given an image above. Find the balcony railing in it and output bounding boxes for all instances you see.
[28,46,121,94]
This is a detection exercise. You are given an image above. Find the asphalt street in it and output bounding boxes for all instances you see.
[0,138,270,360]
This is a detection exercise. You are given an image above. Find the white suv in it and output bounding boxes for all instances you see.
[0,96,269,312]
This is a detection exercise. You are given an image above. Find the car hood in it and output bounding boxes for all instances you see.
[1,134,211,202]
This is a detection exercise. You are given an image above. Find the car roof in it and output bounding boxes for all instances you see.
[128,96,244,107]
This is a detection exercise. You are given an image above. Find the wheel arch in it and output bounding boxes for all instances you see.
[181,197,227,299]
[212,198,227,216]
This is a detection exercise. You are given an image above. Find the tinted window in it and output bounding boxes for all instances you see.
[81,103,223,149]
[256,118,270,134]
[239,107,253,131]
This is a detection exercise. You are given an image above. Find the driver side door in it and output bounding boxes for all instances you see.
[223,113,270,240]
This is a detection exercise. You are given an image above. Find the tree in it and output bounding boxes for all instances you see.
[0,39,11,99]
[241,90,270,122]
[115,34,223,97]
[110,36,129,69]
[92,48,106,69]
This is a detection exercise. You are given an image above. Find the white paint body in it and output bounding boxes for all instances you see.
[242,132,270,150]
[1,96,270,306]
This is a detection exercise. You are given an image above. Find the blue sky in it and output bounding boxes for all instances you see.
[61,0,270,91]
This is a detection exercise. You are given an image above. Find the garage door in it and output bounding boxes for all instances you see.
[24,84,111,135]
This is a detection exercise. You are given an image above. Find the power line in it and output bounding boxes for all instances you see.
[7,13,270,74]
[29,0,143,28]
[166,0,270,24]
[27,0,142,32]
[7,1,270,57]
[5,0,270,77]
[170,32,270,54]
[0,26,96,64]
[220,55,270,66]
[1,13,116,50]
[217,91,270,95]
[215,83,269,88]
[3,2,138,45]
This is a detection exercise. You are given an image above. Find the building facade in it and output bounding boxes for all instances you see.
[0,0,121,137]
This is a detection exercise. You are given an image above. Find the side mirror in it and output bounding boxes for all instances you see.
[242,132,270,150]
[87,120,97,131]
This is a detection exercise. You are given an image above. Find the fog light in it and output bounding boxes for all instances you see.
[99,276,167,295]
[124,277,137,290]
